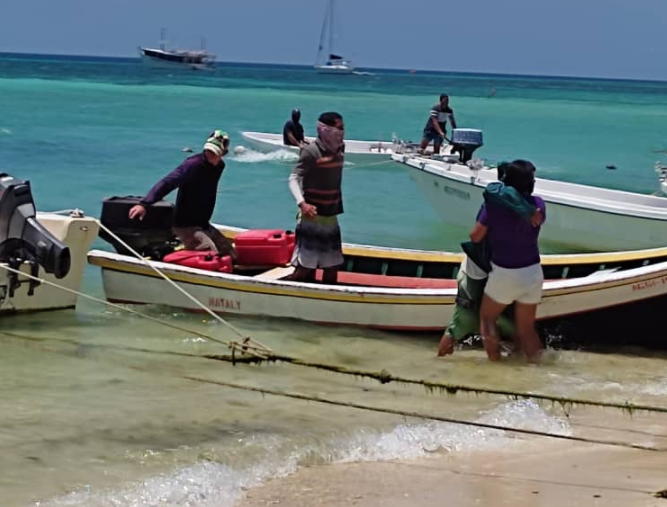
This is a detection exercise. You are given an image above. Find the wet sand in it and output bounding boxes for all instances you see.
[238,440,667,507]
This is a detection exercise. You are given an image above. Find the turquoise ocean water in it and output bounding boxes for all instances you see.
[2,54,667,506]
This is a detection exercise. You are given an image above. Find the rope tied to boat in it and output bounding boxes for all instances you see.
[95,221,273,358]
[0,262,271,359]
[6,212,667,415]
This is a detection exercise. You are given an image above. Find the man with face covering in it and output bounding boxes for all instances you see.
[287,111,345,283]
[283,108,308,148]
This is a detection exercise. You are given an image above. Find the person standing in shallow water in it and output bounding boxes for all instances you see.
[437,164,542,357]
[287,112,345,284]
[470,160,545,362]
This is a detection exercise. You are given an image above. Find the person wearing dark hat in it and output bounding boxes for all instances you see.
[283,108,308,148]
[419,93,457,155]
[128,130,236,259]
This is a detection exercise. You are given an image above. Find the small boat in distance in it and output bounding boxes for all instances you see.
[240,131,445,164]
[315,0,354,74]
[139,28,215,71]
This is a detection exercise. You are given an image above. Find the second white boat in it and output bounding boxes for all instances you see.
[394,153,667,252]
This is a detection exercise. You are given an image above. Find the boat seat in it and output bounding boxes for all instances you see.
[583,267,620,279]
[254,266,296,280]
[315,270,459,289]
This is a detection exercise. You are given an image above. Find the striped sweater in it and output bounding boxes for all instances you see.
[288,139,344,217]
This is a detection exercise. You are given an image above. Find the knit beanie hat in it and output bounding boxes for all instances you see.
[203,130,230,157]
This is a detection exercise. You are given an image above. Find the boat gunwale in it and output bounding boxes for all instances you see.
[217,224,667,266]
[87,246,667,302]
[396,154,667,219]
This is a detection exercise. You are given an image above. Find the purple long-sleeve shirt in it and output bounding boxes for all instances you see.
[141,152,225,228]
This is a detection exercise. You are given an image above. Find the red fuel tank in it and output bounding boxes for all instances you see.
[163,250,233,273]
[234,229,296,266]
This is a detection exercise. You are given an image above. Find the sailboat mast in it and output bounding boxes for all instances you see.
[316,0,330,65]
[329,0,334,57]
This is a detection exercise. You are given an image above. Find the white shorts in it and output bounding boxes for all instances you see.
[484,262,544,305]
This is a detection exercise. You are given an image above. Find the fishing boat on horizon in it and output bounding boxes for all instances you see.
[139,28,215,71]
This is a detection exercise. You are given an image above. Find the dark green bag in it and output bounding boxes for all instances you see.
[460,238,492,274]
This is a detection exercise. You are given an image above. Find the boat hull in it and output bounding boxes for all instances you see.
[139,52,214,71]
[1,213,100,315]
[240,132,427,165]
[87,233,667,336]
[315,65,355,74]
[397,155,667,252]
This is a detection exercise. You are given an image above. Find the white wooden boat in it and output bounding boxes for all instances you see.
[393,153,667,252]
[87,223,667,344]
[241,131,436,164]
[1,212,99,315]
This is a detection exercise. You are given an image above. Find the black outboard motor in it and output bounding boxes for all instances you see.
[99,196,176,259]
[450,128,484,164]
[0,173,71,296]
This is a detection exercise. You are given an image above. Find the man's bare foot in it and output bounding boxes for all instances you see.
[483,336,502,361]
[437,334,455,356]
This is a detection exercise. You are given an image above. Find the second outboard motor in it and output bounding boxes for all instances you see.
[450,128,484,163]
[0,173,71,280]
[99,196,176,259]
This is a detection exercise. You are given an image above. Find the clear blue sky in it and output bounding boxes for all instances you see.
[2,0,665,80]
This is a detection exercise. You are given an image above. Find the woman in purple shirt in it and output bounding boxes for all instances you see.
[469,160,545,362]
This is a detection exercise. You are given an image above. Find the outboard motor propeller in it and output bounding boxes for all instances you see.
[0,173,71,296]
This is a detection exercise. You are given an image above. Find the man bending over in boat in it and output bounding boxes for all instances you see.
[419,93,457,155]
[438,163,543,356]
[287,112,345,283]
[128,130,237,260]
[283,108,308,148]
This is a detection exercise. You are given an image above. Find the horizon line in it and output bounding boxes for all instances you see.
[1,50,665,84]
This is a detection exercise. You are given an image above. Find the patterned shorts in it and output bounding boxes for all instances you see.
[291,214,344,270]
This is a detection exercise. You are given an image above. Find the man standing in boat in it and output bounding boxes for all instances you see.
[283,108,308,148]
[419,93,457,155]
[288,112,345,283]
[128,130,237,259]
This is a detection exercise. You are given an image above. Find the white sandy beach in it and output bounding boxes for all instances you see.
[238,441,667,507]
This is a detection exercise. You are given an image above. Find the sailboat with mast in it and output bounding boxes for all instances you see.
[315,0,355,74]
